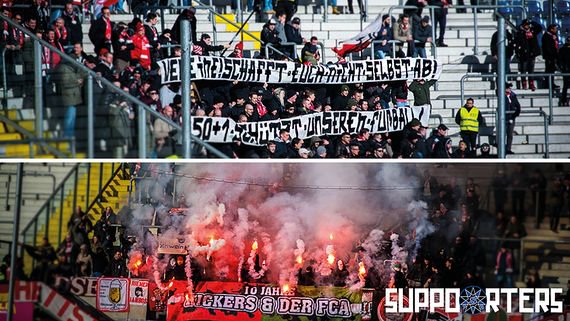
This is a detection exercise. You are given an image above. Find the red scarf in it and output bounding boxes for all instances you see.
[256,100,267,117]
[12,28,23,47]
[104,17,111,40]
[55,26,67,42]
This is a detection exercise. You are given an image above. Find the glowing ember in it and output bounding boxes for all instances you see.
[252,241,258,251]
[282,284,290,293]
[329,233,333,241]
[296,255,303,264]
[327,254,335,265]
[358,262,366,275]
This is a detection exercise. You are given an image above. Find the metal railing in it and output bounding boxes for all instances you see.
[0,14,227,159]
[388,5,526,55]
[0,114,74,158]
[85,163,122,216]
[480,109,550,158]
[21,164,81,260]
[460,72,570,124]
[145,1,310,61]
[0,171,56,212]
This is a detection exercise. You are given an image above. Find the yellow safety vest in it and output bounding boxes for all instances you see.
[459,107,479,132]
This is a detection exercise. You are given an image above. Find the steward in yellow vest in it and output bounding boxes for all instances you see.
[455,98,484,155]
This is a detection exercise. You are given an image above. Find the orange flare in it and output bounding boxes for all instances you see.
[327,254,335,265]
[168,281,174,288]
[329,233,333,241]
[296,255,303,265]
[359,262,366,276]
[252,241,258,251]
[282,284,290,293]
[209,236,215,246]
[134,260,142,268]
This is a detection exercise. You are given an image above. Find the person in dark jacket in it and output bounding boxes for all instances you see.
[413,16,433,58]
[88,6,114,56]
[285,17,304,59]
[429,0,450,47]
[107,249,128,277]
[542,24,560,89]
[433,138,452,158]
[193,33,230,56]
[171,8,197,43]
[409,78,436,105]
[559,37,570,106]
[261,19,281,58]
[62,2,82,46]
[404,0,427,29]
[144,12,161,63]
[374,15,394,59]
[490,28,515,90]
[112,22,134,73]
[504,83,521,154]
[514,19,542,90]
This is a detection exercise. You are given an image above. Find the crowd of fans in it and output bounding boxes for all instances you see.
[1,164,569,299]
[0,1,507,158]
[0,1,568,159]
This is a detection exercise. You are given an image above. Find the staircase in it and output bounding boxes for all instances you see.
[19,163,131,276]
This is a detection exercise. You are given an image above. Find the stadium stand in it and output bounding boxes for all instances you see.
[0,1,569,158]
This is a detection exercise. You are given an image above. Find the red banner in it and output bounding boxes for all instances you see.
[166,281,372,321]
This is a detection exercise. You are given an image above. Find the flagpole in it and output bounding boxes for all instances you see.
[222,9,256,56]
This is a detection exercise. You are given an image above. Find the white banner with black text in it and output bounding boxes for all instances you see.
[158,57,442,84]
[191,105,431,146]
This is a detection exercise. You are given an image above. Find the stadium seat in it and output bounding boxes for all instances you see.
[556,0,570,15]
[543,0,554,16]
[497,0,513,15]
[561,16,570,33]
[527,0,543,15]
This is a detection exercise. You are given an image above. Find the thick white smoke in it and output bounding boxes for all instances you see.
[125,164,434,290]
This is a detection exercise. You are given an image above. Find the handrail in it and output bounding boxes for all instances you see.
[0,138,76,158]
[480,109,549,158]
[0,171,56,212]
[1,47,7,104]
[21,164,80,243]
[0,114,70,158]
[85,163,122,217]
[0,14,228,159]
[388,5,526,55]
[460,72,570,125]
[144,1,294,61]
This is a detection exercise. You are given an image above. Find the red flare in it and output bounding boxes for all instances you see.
[327,254,335,265]
[252,241,258,251]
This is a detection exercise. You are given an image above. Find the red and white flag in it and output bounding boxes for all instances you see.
[94,0,119,17]
[332,14,384,58]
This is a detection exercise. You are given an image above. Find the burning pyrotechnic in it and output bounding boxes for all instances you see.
[125,163,430,290]
[282,284,290,293]
[358,262,366,276]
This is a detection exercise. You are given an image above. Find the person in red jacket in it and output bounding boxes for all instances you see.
[130,22,151,70]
